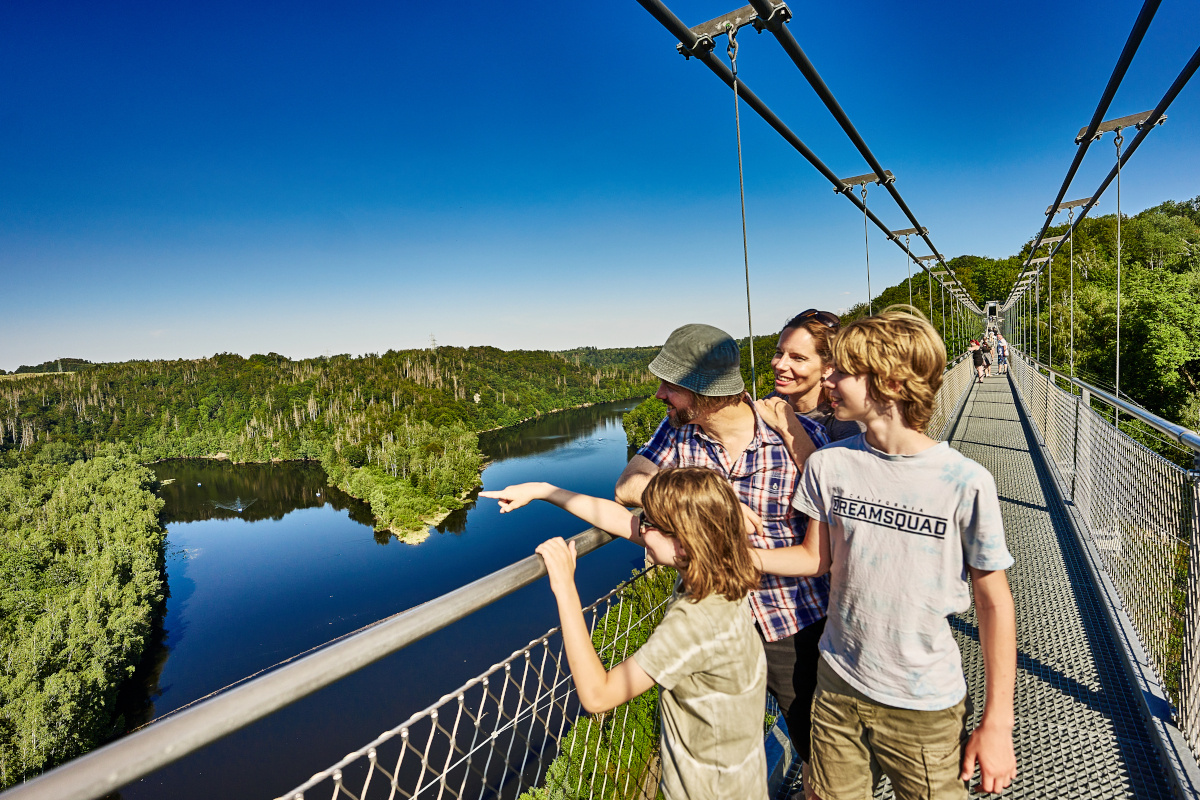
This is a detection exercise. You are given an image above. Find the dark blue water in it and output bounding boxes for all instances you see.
[118,399,644,799]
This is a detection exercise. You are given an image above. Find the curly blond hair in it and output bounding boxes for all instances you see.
[830,305,946,432]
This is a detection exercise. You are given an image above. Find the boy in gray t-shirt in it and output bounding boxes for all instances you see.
[754,308,1017,800]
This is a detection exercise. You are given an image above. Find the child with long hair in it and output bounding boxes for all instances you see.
[480,467,768,800]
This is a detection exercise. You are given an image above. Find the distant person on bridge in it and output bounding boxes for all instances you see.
[613,323,831,777]
[765,309,863,442]
[995,335,1009,375]
[981,339,994,378]
[752,309,1017,800]
[480,468,769,800]
[970,340,985,383]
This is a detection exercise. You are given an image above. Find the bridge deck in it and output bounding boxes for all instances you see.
[940,376,1173,799]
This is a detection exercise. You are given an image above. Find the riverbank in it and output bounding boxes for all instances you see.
[143,396,646,543]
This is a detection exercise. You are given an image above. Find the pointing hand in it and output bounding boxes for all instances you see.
[479,482,552,513]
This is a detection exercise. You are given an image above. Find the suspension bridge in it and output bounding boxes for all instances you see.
[3,0,1199,798]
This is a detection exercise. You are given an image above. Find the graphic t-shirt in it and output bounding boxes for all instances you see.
[634,585,768,800]
[791,434,1013,710]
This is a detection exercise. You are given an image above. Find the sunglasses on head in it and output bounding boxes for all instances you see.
[637,509,674,538]
[788,309,841,330]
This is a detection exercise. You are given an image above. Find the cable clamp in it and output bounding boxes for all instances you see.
[676,34,715,60]
[751,2,793,33]
[1135,114,1167,132]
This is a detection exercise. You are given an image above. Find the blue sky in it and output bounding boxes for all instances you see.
[3,0,1198,370]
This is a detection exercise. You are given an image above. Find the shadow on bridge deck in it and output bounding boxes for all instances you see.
[942,376,1174,799]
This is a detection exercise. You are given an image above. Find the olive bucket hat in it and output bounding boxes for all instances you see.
[648,324,744,397]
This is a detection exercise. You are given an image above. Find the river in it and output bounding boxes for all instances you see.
[116,399,646,799]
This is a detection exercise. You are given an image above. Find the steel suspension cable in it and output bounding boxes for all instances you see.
[861,185,873,314]
[1069,208,1076,379]
[940,279,945,340]
[927,266,933,323]
[633,0,957,295]
[905,234,912,308]
[1114,129,1123,424]
[1003,10,1193,314]
[746,0,947,270]
[727,25,757,401]
[720,25,758,402]
[1048,249,1054,369]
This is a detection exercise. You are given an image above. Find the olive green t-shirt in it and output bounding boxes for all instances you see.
[633,586,768,800]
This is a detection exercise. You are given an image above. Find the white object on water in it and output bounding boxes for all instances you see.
[197,483,202,486]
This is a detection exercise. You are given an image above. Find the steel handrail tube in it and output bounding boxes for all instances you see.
[1017,350,1200,455]
[1005,68,1196,316]
[745,0,944,266]
[633,0,973,301]
[1040,43,1200,267]
[1023,0,1160,262]
[0,527,617,800]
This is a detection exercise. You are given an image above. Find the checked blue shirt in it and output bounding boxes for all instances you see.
[637,400,831,641]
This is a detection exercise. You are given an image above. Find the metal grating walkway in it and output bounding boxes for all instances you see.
[938,376,1175,799]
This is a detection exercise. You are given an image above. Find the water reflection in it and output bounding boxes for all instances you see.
[479,401,639,462]
[114,399,648,799]
[154,460,374,526]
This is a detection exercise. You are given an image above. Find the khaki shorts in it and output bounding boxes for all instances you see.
[809,659,969,800]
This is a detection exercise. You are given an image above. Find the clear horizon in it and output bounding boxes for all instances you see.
[3,0,1198,372]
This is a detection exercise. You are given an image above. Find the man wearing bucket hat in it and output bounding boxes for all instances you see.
[616,323,831,774]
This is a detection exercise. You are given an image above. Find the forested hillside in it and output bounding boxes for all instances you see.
[557,346,660,371]
[0,347,657,537]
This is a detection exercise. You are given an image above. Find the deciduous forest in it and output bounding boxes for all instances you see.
[0,346,657,785]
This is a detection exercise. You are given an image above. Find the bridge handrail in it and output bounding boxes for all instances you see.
[1020,353,1200,457]
[0,528,617,800]
[1006,346,1200,778]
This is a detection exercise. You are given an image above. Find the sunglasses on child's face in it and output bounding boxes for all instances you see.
[637,509,674,538]
[792,308,841,330]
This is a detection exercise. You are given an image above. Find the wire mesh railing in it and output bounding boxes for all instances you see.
[927,353,976,441]
[278,566,678,800]
[1007,351,1200,754]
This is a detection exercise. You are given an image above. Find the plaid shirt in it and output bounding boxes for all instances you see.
[637,400,831,641]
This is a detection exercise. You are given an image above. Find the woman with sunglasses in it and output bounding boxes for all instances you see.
[764,309,862,442]
[481,467,769,800]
